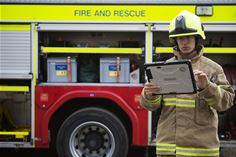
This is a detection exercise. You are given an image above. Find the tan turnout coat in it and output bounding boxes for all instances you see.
[140,47,235,157]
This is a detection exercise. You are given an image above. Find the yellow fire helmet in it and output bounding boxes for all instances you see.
[169,10,206,43]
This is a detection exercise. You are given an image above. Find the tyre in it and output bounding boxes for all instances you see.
[56,107,129,157]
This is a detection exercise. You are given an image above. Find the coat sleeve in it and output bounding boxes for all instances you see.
[198,67,235,112]
[140,89,162,111]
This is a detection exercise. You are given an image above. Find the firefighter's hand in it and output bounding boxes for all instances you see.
[143,82,161,99]
[194,70,210,90]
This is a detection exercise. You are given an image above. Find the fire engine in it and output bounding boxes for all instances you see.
[0,0,236,157]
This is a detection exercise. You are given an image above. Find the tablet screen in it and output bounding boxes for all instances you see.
[144,60,197,95]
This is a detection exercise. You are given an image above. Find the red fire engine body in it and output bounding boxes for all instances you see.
[1,1,236,157]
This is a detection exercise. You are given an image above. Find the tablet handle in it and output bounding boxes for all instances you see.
[146,69,153,82]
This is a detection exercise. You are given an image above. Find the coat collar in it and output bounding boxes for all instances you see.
[173,45,203,64]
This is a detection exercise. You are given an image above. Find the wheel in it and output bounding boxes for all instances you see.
[56,107,129,157]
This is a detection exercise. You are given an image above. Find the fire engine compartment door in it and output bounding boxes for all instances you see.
[0,24,32,79]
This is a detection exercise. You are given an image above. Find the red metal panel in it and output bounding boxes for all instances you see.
[35,85,148,148]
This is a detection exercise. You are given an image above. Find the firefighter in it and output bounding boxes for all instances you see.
[140,10,235,157]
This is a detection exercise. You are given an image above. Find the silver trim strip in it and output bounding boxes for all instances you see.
[0,142,33,148]
[30,23,36,147]
[0,74,33,79]
[152,22,236,32]
[1,0,236,4]
[37,24,147,31]
[39,82,144,87]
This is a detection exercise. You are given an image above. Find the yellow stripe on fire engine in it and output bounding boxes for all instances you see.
[0,24,30,31]
[155,47,236,54]
[41,47,142,54]
[1,5,236,22]
[203,48,236,54]
[0,131,29,139]
[155,47,173,53]
[0,86,29,92]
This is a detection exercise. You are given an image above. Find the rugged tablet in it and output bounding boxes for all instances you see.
[144,60,197,95]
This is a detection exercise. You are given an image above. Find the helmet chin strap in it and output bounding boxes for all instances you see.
[195,36,199,49]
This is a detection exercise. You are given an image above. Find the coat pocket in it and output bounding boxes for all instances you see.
[195,98,212,126]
